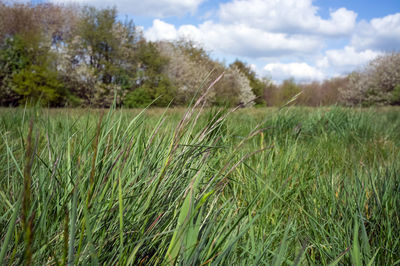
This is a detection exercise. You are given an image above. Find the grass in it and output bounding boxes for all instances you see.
[0,105,399,265]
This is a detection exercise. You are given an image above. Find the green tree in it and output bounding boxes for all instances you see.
[124,41,176,107]
[277,79,301,105]
[0,36,28,106]
[390,84,400,105]
[64,6,138,107]
[12,65,63,106]
[78,6,119,84]
[0,2,79,106]
[124,75,175,107]
[0,34,67,106]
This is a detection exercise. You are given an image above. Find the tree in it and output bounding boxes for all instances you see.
[12,65,64,106]
[124,41,176,107]
[0,36,28,106]
[340,52,400,106]
[0,2,80,106]
[230,60,265,105]
[157,40,257,107]
[222,65,255,106]
[262,78,278,106]
[0,2,43,106]
[0,31,66,106]
[0,2,40,43]
[0,2,78,45]
[61,6,138,107]
[156,41,212,105]
[275,79,301,105]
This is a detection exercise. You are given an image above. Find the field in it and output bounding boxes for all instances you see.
[0,106,399,265]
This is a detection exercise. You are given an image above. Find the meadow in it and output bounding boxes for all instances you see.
[0,105,399,265]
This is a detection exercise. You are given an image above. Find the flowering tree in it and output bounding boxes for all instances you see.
[157,40,255,107]
[340,53,400,106]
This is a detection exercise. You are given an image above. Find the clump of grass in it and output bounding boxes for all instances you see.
[0,104,399,264]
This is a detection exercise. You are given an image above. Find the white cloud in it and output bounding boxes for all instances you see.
[317,46,382,70]
[218,0,357,36]
[177,25,204,42]
[144,20,206,43]
[145,19,178,41]
[263,62,325,82]
[318,8,358,36]
[63,0,396,81]
[145,20,322,58]
[142,0,363,76]
[351,13,400,51]
[49,0,205,17]
[197,22,322,57]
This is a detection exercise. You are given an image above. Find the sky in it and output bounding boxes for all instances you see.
[46,0,400,82]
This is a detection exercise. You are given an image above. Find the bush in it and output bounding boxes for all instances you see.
[124,75,176,108]
[390,84,400,105]
[12,65,64,106]
[124,87,152,108]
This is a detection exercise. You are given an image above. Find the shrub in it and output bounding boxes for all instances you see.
[124,87,152,108]
[124,75,176,108]
[12,65,64,106]
[391,84,400,105]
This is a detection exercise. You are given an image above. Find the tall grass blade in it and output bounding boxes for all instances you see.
[0,191,22,264]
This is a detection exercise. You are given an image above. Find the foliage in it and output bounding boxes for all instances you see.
[391,84,400,105]
[0,36,27,106]
[273,78,302,105]
[0,1,41,42]
[231,60,266,105]
[77,6,121,84]
[260,76,344,107]
[212,65,255,106]
[12,65,63,106]
[157,41,212,105]
[124,41,176,107]
[340,52,400,106]
[229,65,256,106]
[0,3,80,107]
[0,2,399,108]
[296,77,345,106]
[124,86,152,108]
[158,41,257,107]
[0,33,68,106]
[61,6,138,107]
[124,74,176,107]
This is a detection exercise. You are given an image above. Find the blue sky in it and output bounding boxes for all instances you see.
[48,0,399,82]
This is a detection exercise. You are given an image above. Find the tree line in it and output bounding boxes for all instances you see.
[0,2,399,107]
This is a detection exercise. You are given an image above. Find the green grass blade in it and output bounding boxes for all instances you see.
[0,191,22,264]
